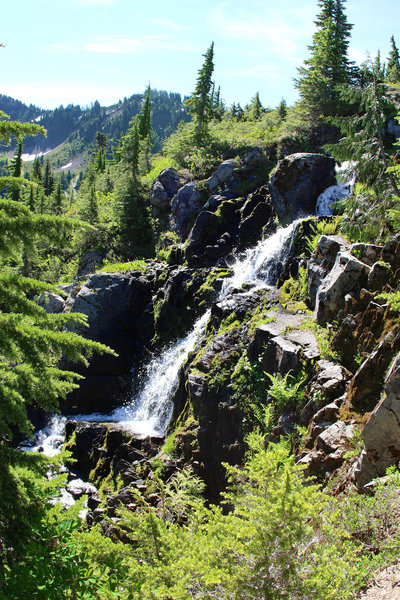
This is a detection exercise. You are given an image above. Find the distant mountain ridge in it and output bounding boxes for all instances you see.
[0,90,190,166]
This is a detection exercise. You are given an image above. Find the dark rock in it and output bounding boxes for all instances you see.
[171,182,203,235]
[268,153,336,221]
[307,235,349,308]
[37,292,65,313]
[77,251,103,279]
[367,261,392,292]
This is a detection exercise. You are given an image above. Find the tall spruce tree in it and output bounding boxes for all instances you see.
[8,141,23,201]
[185,42,215,139]
[0,109,113,440]
[295,0,353,117]
[326,57,400,197]
[138,85,152,172]
[387,35,400,84]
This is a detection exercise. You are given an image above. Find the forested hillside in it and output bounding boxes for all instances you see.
[1,1,400,599]
[0,89,190,160]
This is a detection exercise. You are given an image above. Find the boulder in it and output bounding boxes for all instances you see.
[77,251,103,279]
[307,235,349,308]
[314,251,370,324]
[63,272,153,413]
[206,159,237,194]
[268,153,336,221]
[355,352,400,489]
[158,167,183,197]
[149,180,170,212]
[171,182,203,235]
[367,261,392,292]
[38,292,65,313]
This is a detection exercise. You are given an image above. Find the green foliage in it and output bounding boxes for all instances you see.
[82,438,372,600]
[280,265,308,304]
[295,0,354,118]
[387,34,400,84]
[265,370,306,411]
[377,290,400,313]
[305,216,342,254]
[232,353,272,433]
[0,448,121,600]
[185,42,215,140]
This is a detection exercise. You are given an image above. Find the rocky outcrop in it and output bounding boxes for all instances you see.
[314,251,370,324]
[149,168,189,223]
[62,271,153,413]
[171,182,203,235]
[269,153,336,221]
[355,353,400,489]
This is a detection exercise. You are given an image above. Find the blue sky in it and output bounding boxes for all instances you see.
[2,0,400,110]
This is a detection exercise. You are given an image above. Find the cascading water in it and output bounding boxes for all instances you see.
[315,161,354,216]
[22,219,306,453]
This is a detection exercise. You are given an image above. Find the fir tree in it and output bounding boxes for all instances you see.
[8,141,23,201]
[115,117,140,182]
[0,111,113,440]
[387,35,400,84]
[295,0,354,117]
[185,42,215,139]
[138,85,152,172]
[43,158,54,197]
[326,57,400,197]
[52,180,63,215]
[31,156,43,182]
[246,92,264,120]
[278,98,288,121]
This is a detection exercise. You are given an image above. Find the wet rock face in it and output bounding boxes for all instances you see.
[62,272,154,413]
[355,352,400,489]
[268,153,336,221]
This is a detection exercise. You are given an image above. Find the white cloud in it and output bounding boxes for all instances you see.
[150,18,182,31]
[50,35,197,55]
[210,1,314,62]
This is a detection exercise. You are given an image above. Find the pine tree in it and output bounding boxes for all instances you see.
[326,57,400,197]
[185,42,215,139]
[387,35,400,84]
[138,85,152,172]
[31,155,43,182]
[278,98,288,121]
[246,92,264,120]
[0,107,113,440]
[52,180,63,215]
[115,117,141,182]
[43,158,54,196]
[8,142,23,201]
[295,0,354,117]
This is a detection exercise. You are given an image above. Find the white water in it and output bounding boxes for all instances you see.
[23,220,302,453]
[315,161,355,216]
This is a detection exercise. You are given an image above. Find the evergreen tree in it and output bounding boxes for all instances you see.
[0,110,113,440]
[295,0,354,117]
[185,42,215,139]
[387,35,400,84]
[52,180,63,215]
[31,155,43,182]
[278,98,288,121]
[43,158,54,196]
[138,85,152,172]
[8,141,23,201]
[246,92,264,120]
[116,117,141,182]
[326,57,400,197]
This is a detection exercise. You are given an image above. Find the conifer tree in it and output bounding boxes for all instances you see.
[43,158,54,196]
[138,85,152,172]
[278,98,288,121]
[0,108,113,440]
[31,155,43,182]
[295,0,354,117]
[387,35,400,84]
[246,92,264,120]
[326,57,400,197]
[115,117,140,182]
[8,142,23,201]
[52,180,63,215]
[185,42,215,139]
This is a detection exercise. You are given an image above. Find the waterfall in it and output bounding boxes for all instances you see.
[315,161,354,216]
[23,220,300,453]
